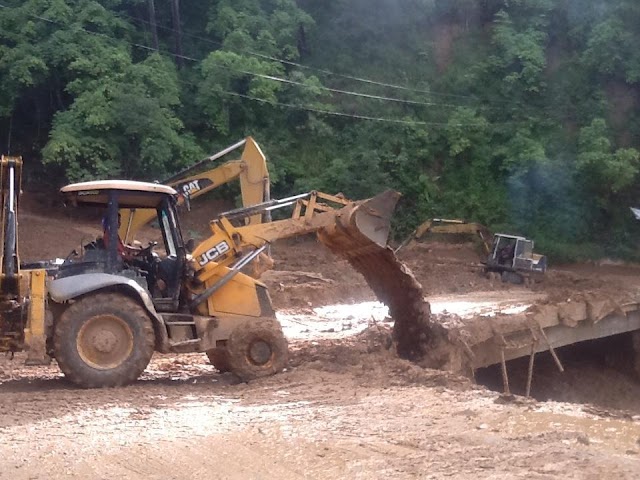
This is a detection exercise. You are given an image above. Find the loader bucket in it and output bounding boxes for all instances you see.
[318,190,400,255]
[317,190,436,360]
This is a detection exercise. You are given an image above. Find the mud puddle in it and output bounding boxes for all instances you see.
[277,289,543,341]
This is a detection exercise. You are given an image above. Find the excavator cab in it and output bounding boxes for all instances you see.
[59,180,187,312]
[486,233,547,283]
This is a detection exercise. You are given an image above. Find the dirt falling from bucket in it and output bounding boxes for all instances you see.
[314,190,455,362]
[317,234,441,360]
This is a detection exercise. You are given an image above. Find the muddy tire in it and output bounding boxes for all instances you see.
[206,347,231,373]
[226,321,288,381]
[54,293,155,388]
[501,271,523,285]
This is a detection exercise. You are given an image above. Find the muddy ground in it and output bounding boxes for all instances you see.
[1,194,640,478]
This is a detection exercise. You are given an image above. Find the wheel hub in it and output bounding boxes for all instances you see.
[77,315,134,370]
[248,340,272,366]
[92,330,118,353]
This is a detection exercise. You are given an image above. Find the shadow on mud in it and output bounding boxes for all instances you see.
[0,371,249,429]
[0,373,241,394]
[475,332,640,414]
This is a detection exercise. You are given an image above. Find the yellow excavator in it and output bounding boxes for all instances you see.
[1,155,414,387]
[395,218,493,253]
[119,136,270,244]
[397,218,546,284]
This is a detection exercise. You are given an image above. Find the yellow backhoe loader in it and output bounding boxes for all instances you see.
[119,136,270,244]
[0,156,412,387]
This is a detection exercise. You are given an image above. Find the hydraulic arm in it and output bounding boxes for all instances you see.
[120,137,270,243]
[0,156,47,362]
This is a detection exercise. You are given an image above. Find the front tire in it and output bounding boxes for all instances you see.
[54,293,155,388]
[206,347,231,373]
[226,320,288,381]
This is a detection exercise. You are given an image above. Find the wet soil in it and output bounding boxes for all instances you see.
[3,194,640,478]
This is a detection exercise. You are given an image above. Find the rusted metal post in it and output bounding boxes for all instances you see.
[539,327,564,372]
[525,343,535,397]
[500,347,510,395]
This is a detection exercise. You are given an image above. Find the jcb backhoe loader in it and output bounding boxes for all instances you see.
[119,136,270,244]
[0,158,407,387]
[397,218,546,284]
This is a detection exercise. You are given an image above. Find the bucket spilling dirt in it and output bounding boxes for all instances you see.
[316,190,445,360]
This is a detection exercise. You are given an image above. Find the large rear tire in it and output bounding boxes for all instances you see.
[54,293,155,388]
[226,320,288,381]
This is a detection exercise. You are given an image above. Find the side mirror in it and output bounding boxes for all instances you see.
[185,238,196,253]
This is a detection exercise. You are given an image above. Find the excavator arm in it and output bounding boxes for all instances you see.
[396,218,493,253]
[186,190,398,312]
[120,137,270,243]
[0,156,47,362]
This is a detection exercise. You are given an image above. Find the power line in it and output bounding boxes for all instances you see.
[3,4,480,110]
[0,4,493,128]
[216,90,487,127]
[1,3,475,110]
[173,76,490,127]
[234,73,468,109]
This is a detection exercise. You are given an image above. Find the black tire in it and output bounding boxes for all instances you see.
[501,271,523,285]
[206,347,231,373]
[226,320,288,381]
[54,293,155,388]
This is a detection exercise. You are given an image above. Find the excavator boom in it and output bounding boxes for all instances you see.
[120,137,270,243]
[397,218,492,253]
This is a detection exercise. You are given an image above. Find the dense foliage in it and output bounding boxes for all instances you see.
[2,0,640,259]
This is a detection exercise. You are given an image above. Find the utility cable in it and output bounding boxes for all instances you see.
[0,4,496,128]
[99,4,484,102]
[217,90,484,127]
[0,4,478,110]
[173,76,490,127]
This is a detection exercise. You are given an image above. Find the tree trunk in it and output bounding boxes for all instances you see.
[147,0,159,51]
[170,0,184,68]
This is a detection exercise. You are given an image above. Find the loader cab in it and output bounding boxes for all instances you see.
[59,180,187,311]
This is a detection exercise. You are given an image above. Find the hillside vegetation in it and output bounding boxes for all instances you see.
[2,0,640,259]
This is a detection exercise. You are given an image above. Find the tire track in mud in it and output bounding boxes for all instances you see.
[1,359,640,479]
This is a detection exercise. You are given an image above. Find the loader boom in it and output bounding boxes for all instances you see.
[191,190,396,272]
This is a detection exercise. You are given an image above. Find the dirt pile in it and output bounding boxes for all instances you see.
[289,324,474,391]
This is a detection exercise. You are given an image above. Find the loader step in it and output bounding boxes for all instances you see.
[160,313,196,326]
[168,339,202,353]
